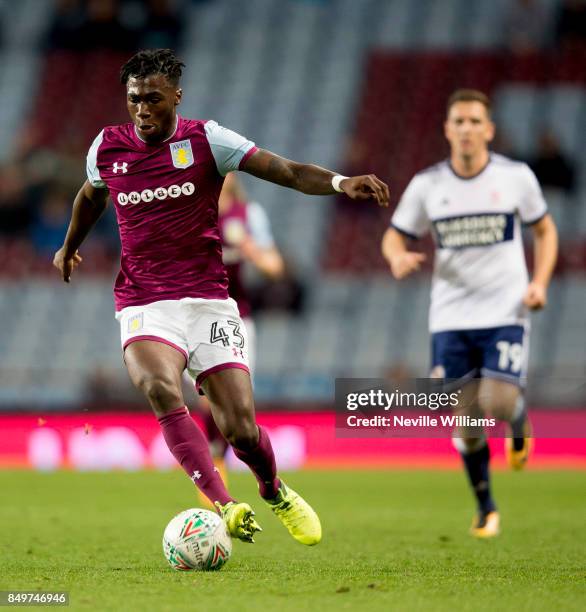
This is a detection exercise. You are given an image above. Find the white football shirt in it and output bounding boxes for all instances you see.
[391,154,548,333]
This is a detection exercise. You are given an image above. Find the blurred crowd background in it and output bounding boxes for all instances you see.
[0,0,585,410]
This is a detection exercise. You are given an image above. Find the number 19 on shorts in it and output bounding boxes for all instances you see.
[496,340,523,373]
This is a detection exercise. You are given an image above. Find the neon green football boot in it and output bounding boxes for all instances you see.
[266,480,322,546]
[215,501,262,543]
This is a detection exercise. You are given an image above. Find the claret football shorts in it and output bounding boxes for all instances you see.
[115,297,250,392]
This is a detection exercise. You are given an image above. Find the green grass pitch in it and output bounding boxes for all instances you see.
[0,469,584,611]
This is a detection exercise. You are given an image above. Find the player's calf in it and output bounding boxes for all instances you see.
[203,371,280,499]
[203,370,259,450]
[477,380,532,470]
[221,416,259,451]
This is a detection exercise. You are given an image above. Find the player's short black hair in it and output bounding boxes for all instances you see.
[120,49,185,87]
[446,89,492,117]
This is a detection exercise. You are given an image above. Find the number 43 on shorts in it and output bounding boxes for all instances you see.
[210,320,245,349]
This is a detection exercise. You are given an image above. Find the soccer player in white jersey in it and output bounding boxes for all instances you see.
[53,49,389,547]
[382,89,558,538]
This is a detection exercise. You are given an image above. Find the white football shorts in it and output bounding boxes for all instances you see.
[242,317,256,375]
[115,297,250,391]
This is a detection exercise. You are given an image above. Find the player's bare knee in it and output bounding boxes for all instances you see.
[138,375,182,412]
[478,379,519,421]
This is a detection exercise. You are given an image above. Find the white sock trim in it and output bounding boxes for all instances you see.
[452,435,487,454]
[512,394,525,422]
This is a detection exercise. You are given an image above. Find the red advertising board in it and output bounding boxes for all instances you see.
[0,411,584,470]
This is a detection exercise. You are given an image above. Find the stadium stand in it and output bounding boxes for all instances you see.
[0,0,52,161]
[0,0,584,407]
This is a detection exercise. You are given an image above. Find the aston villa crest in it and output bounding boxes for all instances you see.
[170,139,194,169]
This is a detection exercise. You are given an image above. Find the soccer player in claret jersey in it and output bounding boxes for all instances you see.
[382,89,558,538]
[53,49,389,545]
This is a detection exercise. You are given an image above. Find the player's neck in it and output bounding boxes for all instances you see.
[451,150,490,178]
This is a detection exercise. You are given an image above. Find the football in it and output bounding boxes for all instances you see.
[162,508,232,571]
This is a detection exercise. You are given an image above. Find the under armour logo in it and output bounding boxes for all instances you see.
[190,470,202,482]
[112,161,128,174]
[232,348,244,358]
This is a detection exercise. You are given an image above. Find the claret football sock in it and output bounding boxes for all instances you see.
[158,406,234,507]
[203,409,229,458]
[460,442,497,515]
[232,425,280,499]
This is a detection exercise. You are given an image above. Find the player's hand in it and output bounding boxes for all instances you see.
[340,175,389,207]
[523,281,547,310]
[389,251,426,279]
[53,247,83,283]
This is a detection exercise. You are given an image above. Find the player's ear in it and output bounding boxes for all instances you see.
[486,119,496,143]
[175,88,182,106]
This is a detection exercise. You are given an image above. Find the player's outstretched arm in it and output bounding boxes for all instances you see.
[53,180,109,283]
[240,239,285,279]
[241,149,389,207]
[524,213,558,310]
[381,227,426,280]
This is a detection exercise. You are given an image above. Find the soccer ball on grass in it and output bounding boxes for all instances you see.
[162,508,232,571]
